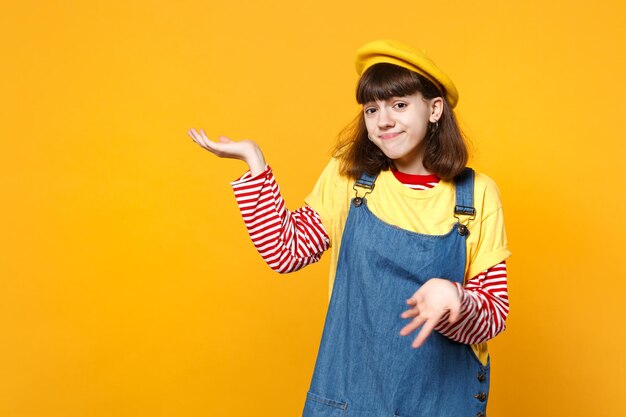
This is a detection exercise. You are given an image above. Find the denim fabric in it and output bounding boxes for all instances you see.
[303,170,489,417]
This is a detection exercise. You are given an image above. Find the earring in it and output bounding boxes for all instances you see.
[429,121,439,133]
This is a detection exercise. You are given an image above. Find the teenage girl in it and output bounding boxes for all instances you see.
[187,40,510,417]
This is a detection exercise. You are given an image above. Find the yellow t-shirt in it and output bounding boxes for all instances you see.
[305,157,511,365]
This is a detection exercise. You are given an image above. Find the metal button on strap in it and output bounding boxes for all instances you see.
[474,392,487,402]
[476,412,485,417]
[353,197,363,207]
[477,372,486,382]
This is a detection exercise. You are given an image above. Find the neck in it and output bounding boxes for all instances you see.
[391,143,431,174]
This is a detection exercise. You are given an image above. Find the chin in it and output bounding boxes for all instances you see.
[378,148,406,161]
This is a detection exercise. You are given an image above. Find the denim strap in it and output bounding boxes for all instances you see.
[454,167,476,217]
[354,171,378,191]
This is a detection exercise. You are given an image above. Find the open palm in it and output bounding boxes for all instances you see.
[187,128,266,175]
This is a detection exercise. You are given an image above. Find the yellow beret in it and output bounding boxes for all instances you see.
[355,40,459,108]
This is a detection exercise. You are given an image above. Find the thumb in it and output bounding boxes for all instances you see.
[218,136,232,144]
[447,306,460,324]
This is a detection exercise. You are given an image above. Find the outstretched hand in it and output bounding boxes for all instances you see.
[399,278,462,348]
[187,128,266,176]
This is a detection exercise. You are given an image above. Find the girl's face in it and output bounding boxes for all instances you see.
[363,92,442,174]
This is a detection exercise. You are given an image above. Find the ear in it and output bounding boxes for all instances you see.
[429,97,444,123]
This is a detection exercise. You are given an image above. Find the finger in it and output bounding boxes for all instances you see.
[399,314,427,336]
[188,129,223,156]
[188,128,201,140]
[187,128,198,141]
[194,130,216,150]
[196,133,213,149]
[201,130,221,149]
[187,130,205,149]
[400,306,420,319]
[188,128,204,145]
[412,319,437,348]
[407,287,426,305]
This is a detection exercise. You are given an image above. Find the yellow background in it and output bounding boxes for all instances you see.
[2,0,625,416]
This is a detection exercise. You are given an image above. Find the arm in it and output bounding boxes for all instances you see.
[232,166,330,273]
[434,262,508,344]
[400,261,509,348]
[187,128,330,273]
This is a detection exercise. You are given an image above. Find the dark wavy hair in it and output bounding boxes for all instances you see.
[333,63,469,181]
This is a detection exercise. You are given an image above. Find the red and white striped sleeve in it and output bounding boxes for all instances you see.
[392,173,510,345]
[435,262,509,344]
[231,165,330,274]
[232,167,509,343]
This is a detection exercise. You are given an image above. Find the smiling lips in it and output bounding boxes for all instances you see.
[379,132,402,140]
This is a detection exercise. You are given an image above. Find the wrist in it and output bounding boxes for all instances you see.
[244,144,266,177]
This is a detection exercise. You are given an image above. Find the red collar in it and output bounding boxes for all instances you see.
[390,166,440,186]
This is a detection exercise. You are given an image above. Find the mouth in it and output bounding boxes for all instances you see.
[379,132,402,140]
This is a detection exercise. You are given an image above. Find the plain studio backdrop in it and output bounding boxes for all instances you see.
[1,1,625,416]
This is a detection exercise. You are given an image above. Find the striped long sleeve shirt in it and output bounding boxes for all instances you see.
[231,165,509,345]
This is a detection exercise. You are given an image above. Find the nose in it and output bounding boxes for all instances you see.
[377,107,395,129]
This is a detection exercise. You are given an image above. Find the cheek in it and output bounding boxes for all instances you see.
[364,118,377,136]
[404,114,430,138]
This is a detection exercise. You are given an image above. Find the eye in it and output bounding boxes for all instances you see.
[393,102,408,110]
[364,106,377,115]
